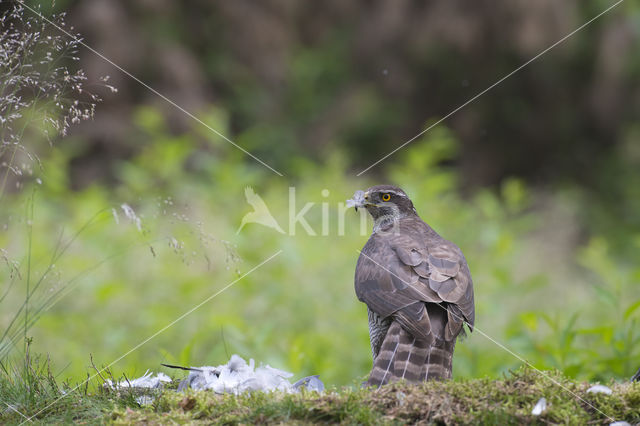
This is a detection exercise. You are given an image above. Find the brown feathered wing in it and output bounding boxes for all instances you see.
[355,233,474,386]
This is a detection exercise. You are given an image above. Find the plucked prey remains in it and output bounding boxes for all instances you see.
[349,185,475,386]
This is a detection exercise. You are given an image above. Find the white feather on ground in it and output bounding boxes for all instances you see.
[531,397,547,416]
[178,355,294,394]
[586,384,612,395]
[104,371,171,390]
[105,355,323,395]
[178,355,324,394]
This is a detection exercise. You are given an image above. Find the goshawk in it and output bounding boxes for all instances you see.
[349,185,475,386]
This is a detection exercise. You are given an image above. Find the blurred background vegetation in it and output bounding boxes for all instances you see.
[1,0,639,388]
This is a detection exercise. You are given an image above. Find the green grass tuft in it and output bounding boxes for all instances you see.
[1,365,639,424]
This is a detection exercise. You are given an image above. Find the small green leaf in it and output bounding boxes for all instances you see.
[624,299,640,320]
[519,312,538,332]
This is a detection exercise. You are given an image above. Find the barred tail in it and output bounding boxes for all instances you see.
[419,339,455,381]
[367,322,455,386]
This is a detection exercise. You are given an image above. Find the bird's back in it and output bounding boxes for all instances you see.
[356,215,473,385]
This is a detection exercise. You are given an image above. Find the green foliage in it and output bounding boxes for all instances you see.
[1,104,638,394]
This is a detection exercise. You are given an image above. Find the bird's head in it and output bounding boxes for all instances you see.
[347,185,417,222]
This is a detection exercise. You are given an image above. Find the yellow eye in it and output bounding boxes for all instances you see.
[381,193,391,202]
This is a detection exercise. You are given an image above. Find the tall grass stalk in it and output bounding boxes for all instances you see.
[0,3,114,198]
[0,1,108,392]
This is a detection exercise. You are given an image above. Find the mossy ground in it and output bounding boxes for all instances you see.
[111,369,639,425]
[3,368,637,425]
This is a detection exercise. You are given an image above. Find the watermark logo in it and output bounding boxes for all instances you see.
[237,187,400,236]
[237,187,285,234]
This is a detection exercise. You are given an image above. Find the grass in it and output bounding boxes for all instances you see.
[1,365,638,425]
[2,3,639,424]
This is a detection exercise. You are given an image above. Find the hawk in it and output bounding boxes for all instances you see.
[349,185,475,386]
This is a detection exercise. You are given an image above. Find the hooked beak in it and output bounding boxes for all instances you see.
[357,191,371,212]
